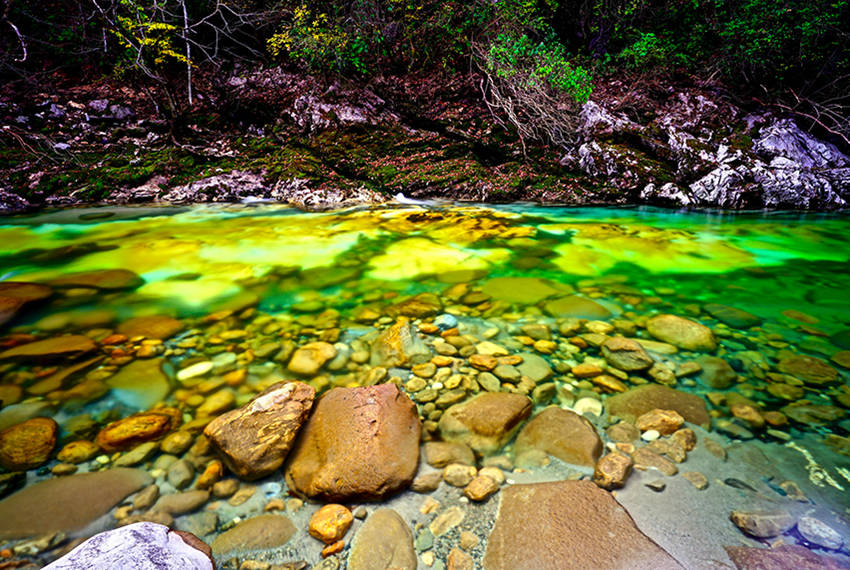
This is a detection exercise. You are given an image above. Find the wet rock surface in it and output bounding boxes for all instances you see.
[483,480,682,569]
[285,383,421,500]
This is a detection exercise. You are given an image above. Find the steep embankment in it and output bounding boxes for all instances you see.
[1,69,848,213]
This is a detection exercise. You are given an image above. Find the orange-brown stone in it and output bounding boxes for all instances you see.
[95,409,181,452]
[0,417,58,471]
[308,504,353,544]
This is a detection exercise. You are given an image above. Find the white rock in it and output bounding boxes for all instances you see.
[798,516,844,550]
[572,397,602,417]
[177,361,214,382]
[641,430,661,442]
[44,522,212,569]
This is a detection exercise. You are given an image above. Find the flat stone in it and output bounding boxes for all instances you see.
[646,314,716,352]
[725,544,850,570]
[0,335,97,360]
[0,468,152,539]
[438,393,532,455]
[96,409,180,452]
[205,381,314,480]
[285,383,420,501]
[483,480,681,569]
[210,514,296,556]
[43,522,213,570]
[464,474,500,501]
[778,354,838,385]
[516,353,553,382]
[480,277,560,304]
[0,417,58,471]
[544,295,613,319]
[152,490,210,516]
[703,304,761,328]
[606,385,710,428]
[348,508,416,570]
[681,471,708,490]
[797,516,844,550]
[0,282,52,326]
[107,358,171,409]
[49,269,143,290]
[730,509,796,538]
[386,292,442,318]
[429,506,465,537]
[515,407,602,467]
[117,316,183,340]
[632,447,678,476]
[831,351,850,369]
[602,337,654,371]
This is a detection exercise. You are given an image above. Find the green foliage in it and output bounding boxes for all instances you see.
[485,32,592,103]
[617,32,672,69]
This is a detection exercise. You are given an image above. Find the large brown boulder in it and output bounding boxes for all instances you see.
[285,383,420,501]
[483,480,682,569]
[438,393,532,455]
[514,407,602,467]
[606,385,710,428]
[204,381,315,480]
[646,314,716,352]
[0,417,58,471]
[0,282,52,327]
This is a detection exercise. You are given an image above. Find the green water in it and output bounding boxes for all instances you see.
[1,202,849,565]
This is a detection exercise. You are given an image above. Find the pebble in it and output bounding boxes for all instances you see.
[681,471,709,490]
[443,464,477,487]
[166,458,195,489]
[177,361,214,381]
[212,478,239,498]
[573,397,602,416]
[227,485,256,506]
[411,471,443,493]
[159,431,194,455]
[429,506,465,537]
[797,516,844,550]
[309,504,354,544]
[464,474,500,501]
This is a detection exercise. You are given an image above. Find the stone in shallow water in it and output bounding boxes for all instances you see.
[606,385,710,428]
[730,509,796,538]
[43,522,213,570]
[646,314,717,352]
[0,417,57,471]
[117,315,184,340]
[696,356,737,389]
[777,354,838,385]
[370,318,431,368]
[204,381,315,480]
[0,282,52,326]
[0,468,152,539]
[483,480,682,569]
[107,358,171,409]
[287,341,337,376]
[210,514,296,556]
[438,393,532,455]
[285,383,420,501]
[348,508,416,570]
[602,337,654,371]
[95,409,181,452]
[725,544,850,570]
[516,352,554,382]
[480,277,560,304]
[703,303,762,328]
[49,268,144,290]
[0,335,97,360]
[543,295,613,319]
[514,407,602,467]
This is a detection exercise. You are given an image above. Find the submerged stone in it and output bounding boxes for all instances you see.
[703,303,762,328]
[210,514,296,556]
[95,409,181,452]
[543,295,613,319]
[0,335,97,360]
[0,468,152,539]
[480,277,560,304]
[49,269,144,290]
[117,315,184,340]
[646,314,717,352]
[0,417,57,471]
[514,407,602,467]
[348,508,416,570]
[606,385,710,428]
[439,392,532,455]
[370,318,431,368]
[483,480,682,569]
[107,358,171,409]
[777,354,838,385]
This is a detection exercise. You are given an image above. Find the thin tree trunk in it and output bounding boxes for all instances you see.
[181,0,193,106]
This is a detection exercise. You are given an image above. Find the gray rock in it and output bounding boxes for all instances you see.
[797,516,844,550]
[516,353,554,382]
[730,509,796,538]
[43,522,213,569]
[167,459,195,490]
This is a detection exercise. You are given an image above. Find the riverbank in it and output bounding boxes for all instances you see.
[2,68,849,215]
